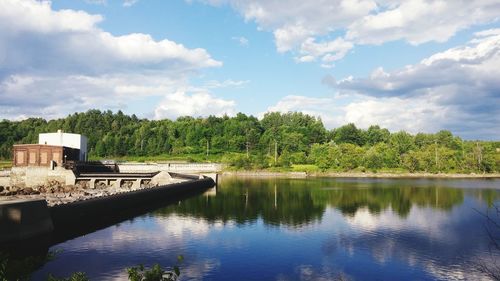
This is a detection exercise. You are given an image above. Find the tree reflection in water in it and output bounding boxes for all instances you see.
[154,177,498,227]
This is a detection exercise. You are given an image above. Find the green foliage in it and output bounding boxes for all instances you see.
[291,164,320,173]
[253,153,270,169]
[278,150,292,168]
[0,109,497,173]
[308,143,331,171]
[390,131,415,156]
[366,125,390,145]
[0,251,59,281]
[332,123,365,146]
[0,254,7,281]
[224,153,252,170]
[127,256,183,281]
[0,251,184,281]
[47,272,89,281]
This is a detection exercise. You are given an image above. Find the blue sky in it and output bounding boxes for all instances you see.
[0,0,499,139]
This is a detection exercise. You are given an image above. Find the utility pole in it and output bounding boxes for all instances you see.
[476,142,483,172]
[274,140,278,164]
[435,139,438,172]
[246,142,249,159]
[206,139,209,158]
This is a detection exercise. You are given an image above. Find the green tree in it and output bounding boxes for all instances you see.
[332,123,365,146]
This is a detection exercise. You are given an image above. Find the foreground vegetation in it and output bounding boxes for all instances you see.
[0,110,498,173]
[0,252,182,281]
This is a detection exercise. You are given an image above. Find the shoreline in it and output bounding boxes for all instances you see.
[222,170,500,179]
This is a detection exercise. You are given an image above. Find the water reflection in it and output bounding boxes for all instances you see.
[28,177,500,281]
[157,177,499,227]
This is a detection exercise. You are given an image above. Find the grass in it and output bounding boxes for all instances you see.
[0,161,12,170]
[291,164,320,173]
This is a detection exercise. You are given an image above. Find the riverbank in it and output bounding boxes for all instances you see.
[222,170,500,178]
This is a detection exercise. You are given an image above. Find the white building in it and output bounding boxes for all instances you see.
[39,130,88,161]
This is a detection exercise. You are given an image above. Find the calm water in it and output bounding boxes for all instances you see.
[31,177,500,281]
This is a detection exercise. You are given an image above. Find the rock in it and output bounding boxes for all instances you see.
[17,187,33,195]
[96,182,107,189]
[76,181,90,189]
[0,186,3,193]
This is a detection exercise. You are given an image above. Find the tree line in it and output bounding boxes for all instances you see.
[0,109,498,173]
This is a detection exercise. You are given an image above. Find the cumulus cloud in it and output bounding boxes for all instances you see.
[346,0,500,45]
[154,90,236,119]
[0,0,224,120]
[336,30,500,98]
[0,0,221,75]
[264,30,500,139]
[295,37,354,64]
[262,95,345,127]
[194,0,500,65]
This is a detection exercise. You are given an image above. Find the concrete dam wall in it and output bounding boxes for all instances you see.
[0,176,215,244]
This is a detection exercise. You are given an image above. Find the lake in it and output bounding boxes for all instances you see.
[30,177,500,280]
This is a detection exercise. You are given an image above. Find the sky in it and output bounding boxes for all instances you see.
[0,0,499,140]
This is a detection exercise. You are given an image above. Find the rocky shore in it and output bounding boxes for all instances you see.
[0,179,187,207]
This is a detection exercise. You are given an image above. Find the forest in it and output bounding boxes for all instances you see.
[0,109,498,173]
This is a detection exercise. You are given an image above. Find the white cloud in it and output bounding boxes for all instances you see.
[299,37,354,63]
[195,0,500,65]
[204,79,250,89]
[263,30,500,139]
[231,36,249,46]
[0,0,225,120]
[154,90,236,119]
[346,0,500,45]
[0,0,102,33]
[333,29,500,139]
[295,55,316,63]
[123,0,139,7]
[261,95,346,128]
[346,207,450,239]
[262,94,434,132]
[85,0,107,5]
[0,73,184,119]
[343,95,448,133]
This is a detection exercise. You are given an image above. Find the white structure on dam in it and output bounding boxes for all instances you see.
[39,130,88,161]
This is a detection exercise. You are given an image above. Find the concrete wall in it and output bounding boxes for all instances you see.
[10,166,76,187]
[0,199,53,243]
[50,177,215,227]
[39,131,88,161]
[118,163,224,173]
[0,170,10,186]
[0,175,9,187]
